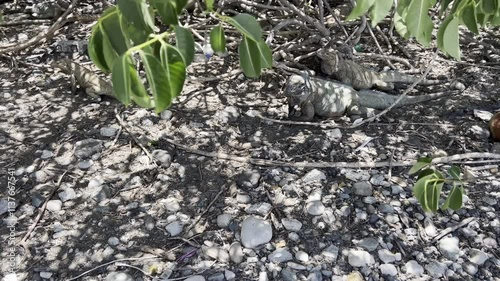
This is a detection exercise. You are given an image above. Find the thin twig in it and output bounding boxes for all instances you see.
[67,257,160,281]
[355,52,413,69]
[161,136,500,168]
[431,217,476,243]
[367,25,396,69]
[114,110,157,166]
[0,0,79,53]
[184,184,228,235]
[19,171,68,254]
[277,0,330,36]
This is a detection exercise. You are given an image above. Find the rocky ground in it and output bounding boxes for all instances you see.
[1,1,500,281]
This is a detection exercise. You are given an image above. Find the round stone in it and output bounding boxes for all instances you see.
[240,217,272,249]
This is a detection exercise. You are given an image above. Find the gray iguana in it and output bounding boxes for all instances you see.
[285,74,451,121]
[317,48,444,91]
[51,58,114,98]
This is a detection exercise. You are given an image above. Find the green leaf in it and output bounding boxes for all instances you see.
[89,24,110,72]
[417,168,437,180]
[405,0,435,46]
[427,179,443,212]
[112,54,133,106]
[239,36,262,78]
[175,0,189,14]
[462,2,480,34]
[206,0,215,11]
[115,53,153,108]
[437,15,452,52]
[448,165,461,180]
[210,25,226,54]
[413,174,435,212]
[440,0,454,15]
[394,0,411,38]
[227,13,262,41]
[409,157,433,174]
[441,185,463,210]
[117,0,154,34]
[100,8,130,56]
[102,33,120,71]
[159,43,186,111]
[481,0,497,14]
[89,6,129,71]
[0,10,4,24]
[491,9,500,25]
[130,69,154,108]
[151,0,179,25]
[174,26,195,65]
[442,16,460,60]
[257,40,272,68]
[140,51,171,113]
[346,0,376,21]
[369,0,393,26]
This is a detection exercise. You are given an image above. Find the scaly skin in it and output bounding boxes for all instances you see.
[52,59,114,98]
[317,49,444,91]
[285,75,451,121]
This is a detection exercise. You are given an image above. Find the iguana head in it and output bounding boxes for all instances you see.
[51,58,73,74]
[316,48,339,75]
[285,75,311,118]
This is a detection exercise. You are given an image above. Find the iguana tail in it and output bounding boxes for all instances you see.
[379,72,446,85]
[357,90,451,109]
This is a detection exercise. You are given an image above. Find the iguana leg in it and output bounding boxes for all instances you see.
[373,81,395,91]
[289,101,315,121]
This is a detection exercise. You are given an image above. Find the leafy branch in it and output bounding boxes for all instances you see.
[409,157,466,212]
[88,0,272,113]
[347,0,500,60]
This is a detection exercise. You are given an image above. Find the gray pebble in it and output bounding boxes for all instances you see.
[281,218,302,231]
[203,246,230,262]
[241,217,272,248]
[321,245,339,263]
[438,236,460,261]
[353,181,372,196]
[405,260,424,276]
[379,264,397,276]
[281,268,297,281]
[295,251,309,263]
[160,110,173,120]
[229,242,244,263]
[46,200,62,212]
[269,248,293,263]
[40,150,53,159]
[100,127,118,137]
[356,237,379,252]
[108,237,120,246]
[305,200,325,216]
[78,160,93,169]
[165,221,183,236]
[301,169,326,184]
[348,250,375,267]
[58,188,76,202]
[246,202,272,216]
[105,272,134,281]
[217,214,232,228]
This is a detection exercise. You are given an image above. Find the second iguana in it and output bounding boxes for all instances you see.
[317,48,444,91]
[285,74,451,121]
[51,58,114,98]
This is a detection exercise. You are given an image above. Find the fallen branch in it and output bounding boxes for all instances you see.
[162,136,500,168]
[0,0,78,54]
